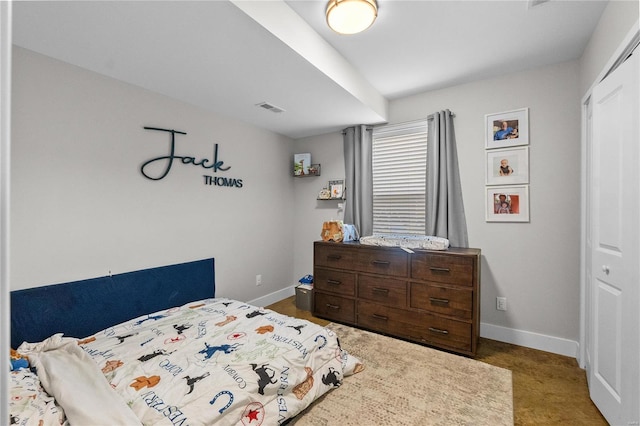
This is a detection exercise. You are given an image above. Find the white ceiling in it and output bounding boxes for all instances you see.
[12,0,608,139]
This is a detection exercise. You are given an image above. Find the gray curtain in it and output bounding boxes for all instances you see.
[343,125,373,237]
[427,110,468,247]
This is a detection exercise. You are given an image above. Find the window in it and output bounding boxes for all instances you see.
[372,120,428,235]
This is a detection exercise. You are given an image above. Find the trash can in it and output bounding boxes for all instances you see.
[295,284,313,311]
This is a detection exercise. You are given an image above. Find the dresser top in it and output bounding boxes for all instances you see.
[315,240,481,256]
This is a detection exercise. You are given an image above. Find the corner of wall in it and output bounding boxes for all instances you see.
[481,322,580,360]
[579,1,639,95]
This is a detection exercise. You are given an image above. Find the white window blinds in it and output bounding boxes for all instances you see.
[372,120,428,235]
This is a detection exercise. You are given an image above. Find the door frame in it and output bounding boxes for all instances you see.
[579,21,640,369]
[0,1,11,423]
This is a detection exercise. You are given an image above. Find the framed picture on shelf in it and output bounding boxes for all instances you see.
[486,185,530,222]
[329,179,345,199]
[486,146,529,185]
[307,164,321,176]
[293,153,311,176]
[485,108,529,149]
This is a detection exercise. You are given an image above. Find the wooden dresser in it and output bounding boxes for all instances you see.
[313,241,481,356]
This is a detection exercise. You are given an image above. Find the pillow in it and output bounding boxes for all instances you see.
[10,348,29,371]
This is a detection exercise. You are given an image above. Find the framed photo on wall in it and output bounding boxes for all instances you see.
[486,185,530,222]
[486,147,529,185]
[485,108,529,149]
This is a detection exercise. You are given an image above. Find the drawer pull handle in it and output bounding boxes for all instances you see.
[327,255,342,261]
[372,314,388,321]
[372,287,389,294]
[429,267,450,273]
[326,304,340,310]
[428,327,449,335]
[372,260,391,266]
[327,280,342,286]
[429,297,450,305]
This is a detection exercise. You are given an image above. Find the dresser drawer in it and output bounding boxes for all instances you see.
[314,293,355,323]
[411,252,474,286]
[356,248,408,277]
[410,282,472,320]
[357,301,471,352]
[358,275,407,307]
[356,301,399,334]
[314,243,358,270]
[403,314,472,352]
[314,268,356,296]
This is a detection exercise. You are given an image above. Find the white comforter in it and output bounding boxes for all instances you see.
[18,334,142,425]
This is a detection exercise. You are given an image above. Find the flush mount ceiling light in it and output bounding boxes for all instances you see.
[326,0,378,35]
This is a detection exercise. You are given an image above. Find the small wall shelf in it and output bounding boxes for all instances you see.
[293,163,321,177]
[316,178,346,200]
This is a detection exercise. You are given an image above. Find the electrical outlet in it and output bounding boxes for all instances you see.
[256,274,262,286]
[496,297,507,311]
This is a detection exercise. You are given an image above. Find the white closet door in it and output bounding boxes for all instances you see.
[589,50,639,424]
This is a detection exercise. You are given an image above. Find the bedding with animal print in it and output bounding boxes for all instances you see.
[9,368,68,426]
[17,298,363,425]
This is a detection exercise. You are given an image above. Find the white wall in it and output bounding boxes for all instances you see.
[292,60,584,356]
[390,61,583,354]
[579,0,639,96]
[11,47,295,302]
[291,132,345,283]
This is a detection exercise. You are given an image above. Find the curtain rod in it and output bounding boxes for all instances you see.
[427,110,456,120]
[342,111,456,134]
[341,125,374,134]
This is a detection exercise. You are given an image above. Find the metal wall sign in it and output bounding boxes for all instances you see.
[141,127,243,188]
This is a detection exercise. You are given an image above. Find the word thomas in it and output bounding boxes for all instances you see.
[141,127,243,188]
[203,175,243,188]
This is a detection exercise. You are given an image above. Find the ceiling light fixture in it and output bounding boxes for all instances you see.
[326,0,378,35]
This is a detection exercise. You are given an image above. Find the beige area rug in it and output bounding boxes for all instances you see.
[291,323,513,426]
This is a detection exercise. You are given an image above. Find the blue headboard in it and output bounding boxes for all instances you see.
[11,258,215,348]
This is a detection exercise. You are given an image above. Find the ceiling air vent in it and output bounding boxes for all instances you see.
[256,102,285,114]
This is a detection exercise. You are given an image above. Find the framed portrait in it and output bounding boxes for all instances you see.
[486,147,529,185]
[486,185,530,222]
[293,153,311,176]
[329,179,345,199]
[485,108,529,149]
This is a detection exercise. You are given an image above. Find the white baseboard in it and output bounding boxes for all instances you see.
[248,285,296,308]
[480,322,579,359]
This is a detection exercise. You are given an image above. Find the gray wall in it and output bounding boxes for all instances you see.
[292,133,345,283]
[11,47,295,302]
[292,60,583,353]
[390,61,582,345]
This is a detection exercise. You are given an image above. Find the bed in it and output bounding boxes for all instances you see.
[9,258,362,425]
